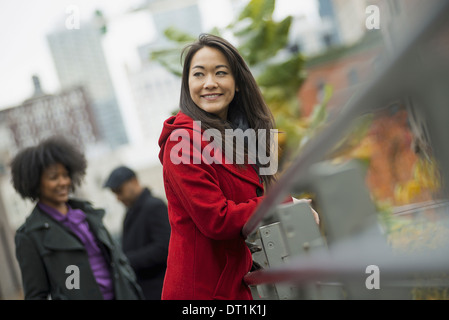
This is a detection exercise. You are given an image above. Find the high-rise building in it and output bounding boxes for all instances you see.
[0,189,22,299]
[125,0,204,155]
[318,0,341,47]
[0,76,99,155]
[47,20,128,149]
[287,0,374,57]
[146,0,203,44]
[330,0,369,46]
[287,0,330,56]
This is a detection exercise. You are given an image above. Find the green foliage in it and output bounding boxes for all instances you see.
[150,47,183,77]
[236,16,292,65]
[238,0,275,23]
[164,26,197,43]
[95,9,107,34]
[149,26,198,77]
[257,55,305,101]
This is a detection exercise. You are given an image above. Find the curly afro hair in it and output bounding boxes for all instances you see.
[10,136,87,201]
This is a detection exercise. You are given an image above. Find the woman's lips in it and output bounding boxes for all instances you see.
[56,189,69,196]
[202,94,222,101]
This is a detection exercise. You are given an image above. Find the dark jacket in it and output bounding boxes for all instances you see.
[121,188,170,300]
[15,198,144,300]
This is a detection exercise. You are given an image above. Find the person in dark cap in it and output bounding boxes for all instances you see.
[104,166,170,300]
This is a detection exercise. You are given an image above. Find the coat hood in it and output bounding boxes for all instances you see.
[158,111,196,164]
[158,111,263,186]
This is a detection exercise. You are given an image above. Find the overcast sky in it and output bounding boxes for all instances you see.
[0,0,317,110]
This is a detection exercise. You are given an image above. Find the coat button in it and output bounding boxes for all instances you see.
[44,223,50,229]
[256,187,264,197]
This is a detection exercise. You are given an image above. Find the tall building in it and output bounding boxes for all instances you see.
[310,0,369,51]
[0,190,22,299]
[146,0,203,44]
[0,122,22,299]
[47,20,128,149]
[288,0,330,56]
[0,76,99,156]
[331,0,369,45]
[318,0,341,47]
[125,0,204,153]
[288,0,367,57]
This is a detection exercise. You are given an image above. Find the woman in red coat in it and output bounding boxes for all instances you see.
[158,34,278,300]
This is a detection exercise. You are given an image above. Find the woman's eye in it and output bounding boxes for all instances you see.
[217,71,227,76]
[193,72,204,77]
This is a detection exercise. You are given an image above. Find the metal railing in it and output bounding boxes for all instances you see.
[242,0,449,300]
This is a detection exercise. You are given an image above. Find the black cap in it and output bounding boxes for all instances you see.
[103,166,136,190]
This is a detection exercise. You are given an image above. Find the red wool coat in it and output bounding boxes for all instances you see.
[158,112,265,300]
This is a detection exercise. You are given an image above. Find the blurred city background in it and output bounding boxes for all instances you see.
[1,0,448,300]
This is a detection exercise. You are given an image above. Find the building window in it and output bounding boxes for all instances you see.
[322,33,333,48]
[316,80,326,103]
[347,68,359,86]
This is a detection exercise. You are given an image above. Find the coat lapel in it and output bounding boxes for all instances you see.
[43,223,85,251]
[26,200,115,251]
[68,199,114,250]
[81,205,115,250]
[25,206,84,251]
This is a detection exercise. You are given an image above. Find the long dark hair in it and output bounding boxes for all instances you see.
[179,34,277,187]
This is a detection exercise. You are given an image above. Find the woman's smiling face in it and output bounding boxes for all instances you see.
[188,46,237,120]
[39,163,71,209]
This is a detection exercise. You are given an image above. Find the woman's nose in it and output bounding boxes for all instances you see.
[59,175,71,186]
[203,75,218,89]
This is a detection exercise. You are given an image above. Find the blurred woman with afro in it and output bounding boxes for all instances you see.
[11,136,143,300]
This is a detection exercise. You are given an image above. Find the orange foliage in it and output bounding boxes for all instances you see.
[354,109,433,205]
